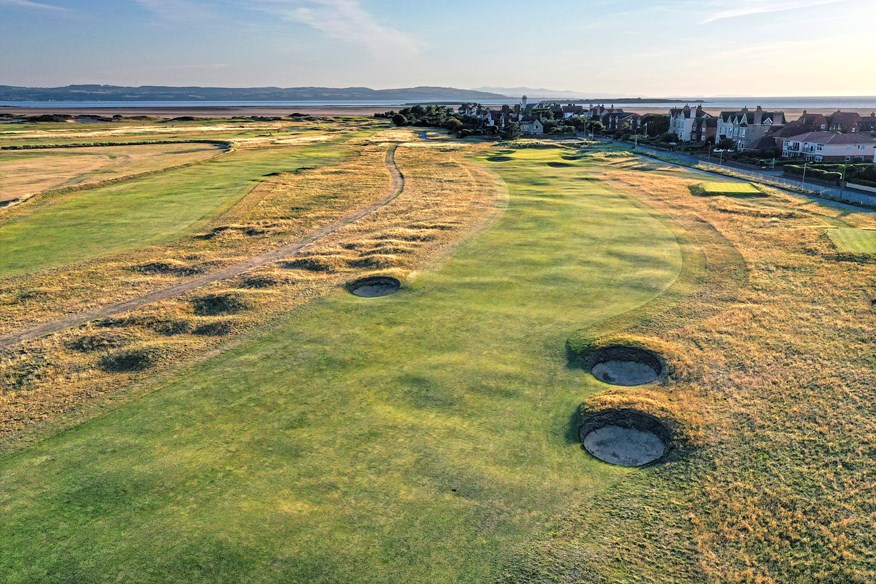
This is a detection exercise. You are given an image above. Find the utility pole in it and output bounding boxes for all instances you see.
[841,163,847,197]
[801,161,808,189]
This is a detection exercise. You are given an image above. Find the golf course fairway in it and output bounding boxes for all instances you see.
[0,148,685,583]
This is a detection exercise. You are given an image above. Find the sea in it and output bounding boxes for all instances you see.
[2,97,876,110]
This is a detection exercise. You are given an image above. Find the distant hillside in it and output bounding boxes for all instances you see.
[475,86,588,99]
[0,85,506,102]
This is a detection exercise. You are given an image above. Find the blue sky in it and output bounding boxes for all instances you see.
[1,0,874,96]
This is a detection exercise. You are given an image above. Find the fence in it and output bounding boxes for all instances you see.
[632,144,876,209]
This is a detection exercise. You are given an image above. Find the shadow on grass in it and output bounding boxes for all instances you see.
[565,406,584,445]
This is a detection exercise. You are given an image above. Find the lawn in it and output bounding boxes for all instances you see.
[0,138,348,276]
[698,181,761,196]
[0,147,686,583]
[827,227,876,254]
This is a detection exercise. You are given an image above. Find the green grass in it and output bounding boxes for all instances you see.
[0,141,346,276]
[0,147,685,583]
[699,181,761,196]
[827,227,876,254]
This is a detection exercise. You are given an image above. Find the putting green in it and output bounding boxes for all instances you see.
[699,181,760,196]
[0,148,686,583]
[827,228,876,254]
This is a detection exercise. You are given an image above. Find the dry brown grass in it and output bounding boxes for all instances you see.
[0,132,505,447]
[505,151,876,582]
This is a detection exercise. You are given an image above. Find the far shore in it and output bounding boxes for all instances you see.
[0,105,391,118]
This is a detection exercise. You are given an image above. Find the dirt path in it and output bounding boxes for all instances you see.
[0,145,405,348]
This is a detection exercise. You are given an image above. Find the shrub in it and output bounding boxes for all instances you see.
[98,348,159,373]
[192,321,235,336]
[66,332,128,353]
[190,293,249,316]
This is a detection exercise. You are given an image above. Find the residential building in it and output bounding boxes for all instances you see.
[778,131,876,162]
[716,106,786,151]
[520,119,544,136]
[668,104,710,142]
[826,111,861,133]
[858,113,876,133]
[774,111,828,137]
[604,111,641,132]
[693,116,718,143]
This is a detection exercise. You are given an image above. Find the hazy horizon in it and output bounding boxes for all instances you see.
[2,0,875,97]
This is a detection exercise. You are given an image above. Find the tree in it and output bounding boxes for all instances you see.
[716,138,736,150]
[391,113,408,127]
[569,115,588,131]
[644,114,669,136]
[501,122,520,140]
[586,120,605,134]
[445,118,463,134]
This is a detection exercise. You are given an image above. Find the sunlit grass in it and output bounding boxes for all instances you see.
[827,227,876,254]
[0,145,685,583]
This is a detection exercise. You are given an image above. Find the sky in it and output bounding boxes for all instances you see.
[1,0,874,97]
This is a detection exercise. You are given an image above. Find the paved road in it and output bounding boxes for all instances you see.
[0,145,406,348]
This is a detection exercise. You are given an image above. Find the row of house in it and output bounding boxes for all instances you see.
[458,98,647,137]
[458,97,876,162]
[668,105,876,162]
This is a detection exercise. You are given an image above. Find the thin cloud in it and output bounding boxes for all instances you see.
[256,0,422,55]
[700,0,846,24]
[0,0,68,12]
[134,0,212,21]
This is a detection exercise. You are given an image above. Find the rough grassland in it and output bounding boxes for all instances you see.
[827,227,876,254]
[0,147,685,582]
[0,142,221,204]
[0,139,347,276]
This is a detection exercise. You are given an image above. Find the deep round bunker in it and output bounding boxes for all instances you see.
[589,345,664,386]
[348,276,401,298]
[579,409,670,467]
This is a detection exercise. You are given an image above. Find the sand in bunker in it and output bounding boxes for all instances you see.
[350,278,400,298]
[591,360,659,386]
[583,425,667,467]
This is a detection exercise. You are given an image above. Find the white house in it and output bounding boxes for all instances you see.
[778,131,876,162]
[668,104,710,142]
[716,106,785,151]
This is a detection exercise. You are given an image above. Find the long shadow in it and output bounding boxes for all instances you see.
[565,406,584,445]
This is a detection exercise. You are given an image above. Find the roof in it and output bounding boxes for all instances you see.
[779,131,876,145]
[670,104,707,119]
[719,107,784,125]
[827,111,861,128]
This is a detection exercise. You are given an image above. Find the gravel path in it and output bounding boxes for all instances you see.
[0,145,405,348]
